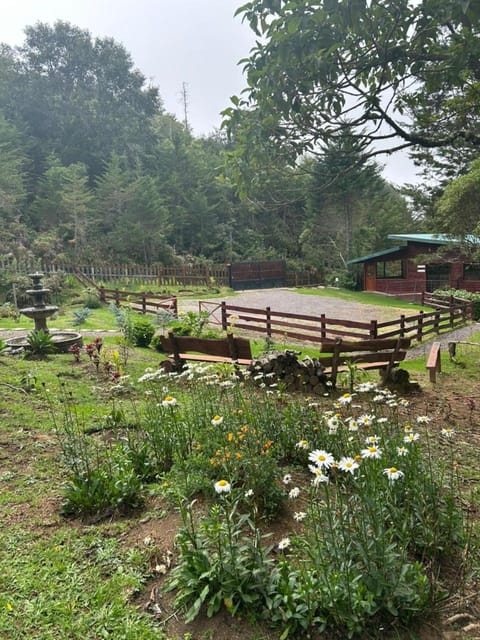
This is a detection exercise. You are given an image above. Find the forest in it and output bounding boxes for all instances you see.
[1,1,480,282]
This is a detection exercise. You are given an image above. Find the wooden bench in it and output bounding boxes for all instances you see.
[159,331,253,371]
[426,341,441,383]
[318,336,412,388]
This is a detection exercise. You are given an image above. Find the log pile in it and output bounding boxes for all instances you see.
[247,350,328,395]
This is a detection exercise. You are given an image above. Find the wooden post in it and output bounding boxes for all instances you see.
[434,310,440,334]
[266,307,272,338]
[141,294,146,314]
[369,320,378,339]
[320,313,326,339]
[221,301,227,331]
[416,310,424,342]
[99,287,106,303]
[400,314,405,337]
[115,289,120,307]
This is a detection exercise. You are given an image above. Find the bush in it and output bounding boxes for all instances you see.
[0,302,18,319]
[434,288,480,320]
[81,288,102,309]
[72,307,91,326]
[129,316,155,347]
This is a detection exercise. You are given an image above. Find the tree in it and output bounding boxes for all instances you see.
[300,135,413,274]
[224,0,480,186]
[0,21,162,180]
[435,158,480,236]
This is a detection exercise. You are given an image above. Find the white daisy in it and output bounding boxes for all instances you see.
[295,439,309,450]
[308,449,334,469]
[293,511,307,522]
[360,445,383,460]
[441,427,456,439]
[383,467,404,482]
[214,479,231,494]
[338,456,359,474]
[278,537,291,550]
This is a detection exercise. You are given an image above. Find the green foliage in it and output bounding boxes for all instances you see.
[0,302,18,318]
[435,288,480,320]
[225,0,480,187]
[128,316,156,348]
[167,497,275,622]
[81,288,102,309]
[435,159,480,235]
[170,311,211,337]
[61,453,143,516]
[26,330,56,356]
[72,306,91,326]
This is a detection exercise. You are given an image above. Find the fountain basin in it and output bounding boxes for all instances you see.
[6,331,83,353]
[20,306,59,319]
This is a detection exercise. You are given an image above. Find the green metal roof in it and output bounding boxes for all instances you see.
[347,246,402,264]
[348,233,480,265]
[387,233,480,245]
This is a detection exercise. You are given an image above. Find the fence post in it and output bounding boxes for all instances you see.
[434,310,440,333]
[416,310,424,342]
[173,296,178,318]
[266,307,272,338]
[369,320,378,339]
[142,294,146,314]
[400,314,405,337]
[115,289,120,307]
[221,301,227,331]
[320,313,326,339]
[421,291,425,306]
[99,287,106,303]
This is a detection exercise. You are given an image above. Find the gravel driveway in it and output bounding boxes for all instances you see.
[179,288,411,323]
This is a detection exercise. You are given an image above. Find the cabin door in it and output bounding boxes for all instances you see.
[426,263,450,292]
[364,263,376,291]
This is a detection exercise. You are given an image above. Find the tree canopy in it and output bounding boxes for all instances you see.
[223,0,480,181]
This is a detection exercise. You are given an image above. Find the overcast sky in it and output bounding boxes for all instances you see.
[0,0,420,185]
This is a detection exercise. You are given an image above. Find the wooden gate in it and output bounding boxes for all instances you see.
[228,261,286,290]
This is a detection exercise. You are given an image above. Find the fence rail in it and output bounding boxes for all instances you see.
[199,299,470,345]
[97,287,178,317]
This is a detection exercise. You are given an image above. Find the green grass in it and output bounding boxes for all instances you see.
[294,286,427,311]
[0,529,162,640]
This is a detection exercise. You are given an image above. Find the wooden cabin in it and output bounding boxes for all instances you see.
[348,234,480,298]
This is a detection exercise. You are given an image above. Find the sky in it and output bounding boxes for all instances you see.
[0,0,420,185]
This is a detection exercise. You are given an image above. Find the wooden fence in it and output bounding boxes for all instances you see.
[98,287,178,316]
[198,300,471,344]
[0,259,319,289]
[73,269,178,316]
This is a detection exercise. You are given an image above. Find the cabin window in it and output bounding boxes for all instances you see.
[464,263,480,280]
[375,259,404,279]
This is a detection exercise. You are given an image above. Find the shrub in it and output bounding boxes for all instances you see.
[26,330,56,356]
[434,288,480,320]
[0,302,18,319]
[81,288,102,309]
[129,316,155,347]
[72,306,91,326]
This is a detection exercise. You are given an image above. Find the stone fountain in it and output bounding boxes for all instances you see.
[6,272,83,352]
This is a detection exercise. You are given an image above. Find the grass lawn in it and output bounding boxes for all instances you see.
[295,286,426,311]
